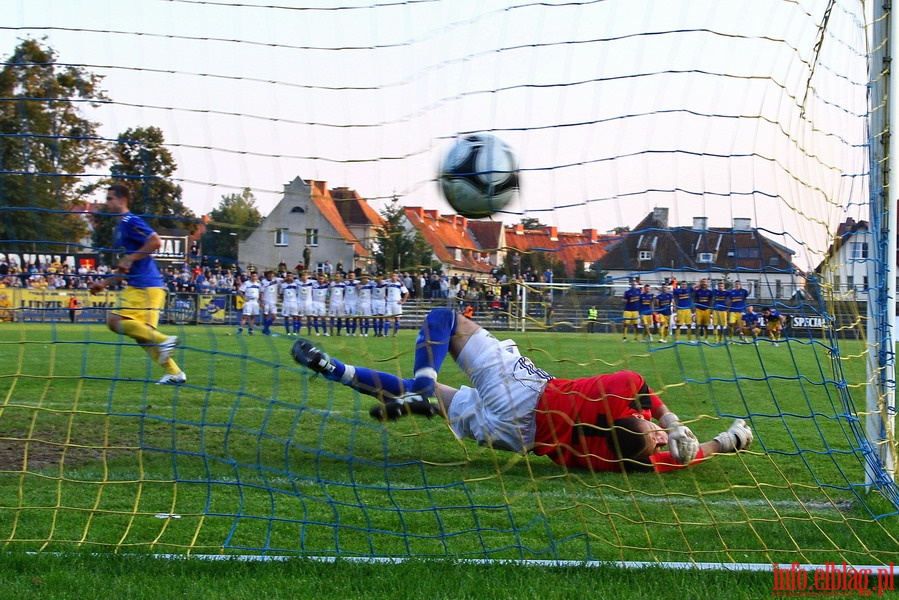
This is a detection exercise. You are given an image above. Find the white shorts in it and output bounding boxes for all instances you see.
[447,328,551,453]
[358,303,372,317]
[372,300,386,316]
[242,299,259,316]
[312,301,327,317]
[386,301,403,316]
[263,301,278,316]
[298,300,313,317]
[328,302,346,317]
[282,301,299,317]
[344,302,358,316]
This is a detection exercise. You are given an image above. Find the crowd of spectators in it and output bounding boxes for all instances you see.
[0,253,558,326]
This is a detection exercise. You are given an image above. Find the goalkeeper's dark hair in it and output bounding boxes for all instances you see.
[610,417,654,473]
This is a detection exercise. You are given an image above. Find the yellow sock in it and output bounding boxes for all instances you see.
[119,319,167,345]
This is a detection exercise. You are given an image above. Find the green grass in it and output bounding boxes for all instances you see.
[0,321,896,577]
[0,551,778,599]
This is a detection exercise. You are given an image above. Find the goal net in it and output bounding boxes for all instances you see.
[1,0,897,569]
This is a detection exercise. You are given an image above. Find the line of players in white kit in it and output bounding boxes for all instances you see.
[235,270,410,337]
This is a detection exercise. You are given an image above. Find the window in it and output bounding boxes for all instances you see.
[638,250,652,261]
[305,229,319,246]
[850,242,868,260]
[274,228,289,247]
[734,247,761,259]
[698,252,714,263]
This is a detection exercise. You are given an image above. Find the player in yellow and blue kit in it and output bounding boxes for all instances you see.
[621,280,642,342]
[90,184,185,385]
[637,284,655,342]
[673,280,694,341]
[711,281,730,343]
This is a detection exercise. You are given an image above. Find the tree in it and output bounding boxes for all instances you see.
[0,38,107,253]
[200,188,262,265]
[520,217,546,230]
[92,126,196,256]
[372,198,432,273]
[503,249,566,280]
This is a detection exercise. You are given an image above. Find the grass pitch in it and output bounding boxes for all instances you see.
[0,321,896,572]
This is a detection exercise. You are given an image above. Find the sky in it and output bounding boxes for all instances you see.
[1,0,872,270]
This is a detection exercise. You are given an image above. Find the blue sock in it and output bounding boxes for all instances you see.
[410,308,456,395]
[342,365,409,397]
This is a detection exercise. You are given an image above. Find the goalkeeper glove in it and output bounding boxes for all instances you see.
[659,412,699,465]
[714,419,753,453]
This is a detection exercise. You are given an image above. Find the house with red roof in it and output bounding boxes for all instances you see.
[503,223,615,279]
[400,207,614,279]
[402,207,495,277]
[238,177,383,273]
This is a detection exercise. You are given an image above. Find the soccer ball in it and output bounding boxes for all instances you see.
[438,133,519,219]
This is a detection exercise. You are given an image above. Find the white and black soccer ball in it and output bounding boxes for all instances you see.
[438,133,519,219]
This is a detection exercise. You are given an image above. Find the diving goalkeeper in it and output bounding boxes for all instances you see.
[292,308,752,473]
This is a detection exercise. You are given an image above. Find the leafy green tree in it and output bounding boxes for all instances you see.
[0,38,106,253]
[520,217,546,230]
[92,126,196,255]
[373,198,431,273]
[200,188,262,265]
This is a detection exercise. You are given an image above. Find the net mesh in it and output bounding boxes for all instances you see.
[0,0,896,566]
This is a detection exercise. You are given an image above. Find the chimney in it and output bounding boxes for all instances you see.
[693,216,709,231]
[547,226,558,241]
[652,207,669,228]
[409,206,425,219]
[733,217,752,230]
[459,216,468,229]
[424,209,439,219]
[582,228,598,242]
[514,223,524,235]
